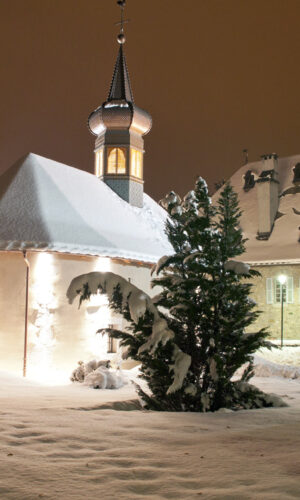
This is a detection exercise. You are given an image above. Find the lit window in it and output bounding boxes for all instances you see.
[131,149,143,179]
[274,277,293,303]
[107,336,118,353]
[107,324,118,353]
[275,280,286,303]
[107,148,126,174]
[95,149,103,177]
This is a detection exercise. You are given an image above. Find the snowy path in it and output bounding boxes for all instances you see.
[0,373,300,499]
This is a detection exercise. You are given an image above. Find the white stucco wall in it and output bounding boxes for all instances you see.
[0,251,154,378]
[0,252,26,372]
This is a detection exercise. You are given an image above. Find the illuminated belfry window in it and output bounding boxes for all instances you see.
[131,149,143,179]
[95,149,104,177]
[107,147,126,174]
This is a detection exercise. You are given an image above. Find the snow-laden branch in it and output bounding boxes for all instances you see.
[151,255,171,276]
[167,345,192,394]
[224,260,250,275]
[66,272,191,394]
[67,272,156,324]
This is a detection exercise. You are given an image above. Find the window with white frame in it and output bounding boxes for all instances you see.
[266,276,294,304]
[266,277,273,304]
[287,276,294,303]
[275,279,287,303]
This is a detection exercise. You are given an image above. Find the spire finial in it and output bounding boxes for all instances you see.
[115,0,130,45]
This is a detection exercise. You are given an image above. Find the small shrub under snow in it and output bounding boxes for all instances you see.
[71,360,127,390]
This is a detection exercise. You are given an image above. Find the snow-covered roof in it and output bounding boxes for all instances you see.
[0,153,172,263]
[217,155,300,264]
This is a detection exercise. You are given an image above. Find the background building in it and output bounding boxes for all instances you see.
[220,153,300,342]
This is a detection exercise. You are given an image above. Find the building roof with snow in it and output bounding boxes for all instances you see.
[0,8,169,264]
[219,154,300,264]
[0,153,172,263]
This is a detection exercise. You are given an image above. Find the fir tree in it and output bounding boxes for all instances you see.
[73,178,275,411]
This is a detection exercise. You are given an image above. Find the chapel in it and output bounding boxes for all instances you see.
[0,2,171,379]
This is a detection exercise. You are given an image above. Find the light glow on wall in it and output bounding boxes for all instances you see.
[93,257,111,273]
[86,257,112,359]
[25,254,122,383]
[85,293,111,357]
[95,149,104,177]
[85,257,122,366]
[278,274,287,285]
[131,148,143,179]
[27,253,60,384]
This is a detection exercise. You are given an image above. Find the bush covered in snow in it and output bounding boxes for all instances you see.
[70,360,127,390]
[67,277,190,397]
[67,180,274,412]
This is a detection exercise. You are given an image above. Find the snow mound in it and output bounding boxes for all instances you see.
[254,355,300,380]
[234,380,287,408]
[258,346,300,366]
[75,399,142,411]
[84,367,127,390]
[71,359,128,390]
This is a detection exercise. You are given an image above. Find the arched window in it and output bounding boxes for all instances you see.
[107,148,126,174]
[130,148,143,179]
[95,149,103,177]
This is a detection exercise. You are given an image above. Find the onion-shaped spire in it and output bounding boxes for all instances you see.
[88,0,151,136]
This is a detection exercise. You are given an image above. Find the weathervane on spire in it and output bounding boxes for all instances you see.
[115,0,130,44]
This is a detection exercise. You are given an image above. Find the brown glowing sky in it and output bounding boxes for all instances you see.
[1,0,300,200]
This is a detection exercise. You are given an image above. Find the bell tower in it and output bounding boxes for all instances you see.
[88,0,152,208]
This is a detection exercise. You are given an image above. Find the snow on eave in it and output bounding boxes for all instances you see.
[244,259,300,267]
[0,241,162,265]
[0,248,154,267]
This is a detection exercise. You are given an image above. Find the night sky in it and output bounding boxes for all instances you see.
[1,0,300,200]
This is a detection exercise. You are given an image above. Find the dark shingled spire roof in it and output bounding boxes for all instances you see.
[107,45,134,103]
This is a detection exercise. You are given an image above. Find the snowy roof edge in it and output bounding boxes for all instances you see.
[0,241,161,265]
[245,258,300,266]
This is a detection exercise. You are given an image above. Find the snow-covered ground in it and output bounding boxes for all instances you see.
[0,357,300,499]
[258,346,300,367]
